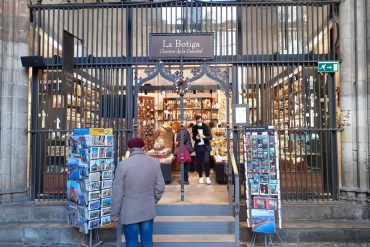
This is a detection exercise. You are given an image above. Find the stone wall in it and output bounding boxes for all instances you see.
[0,0,30,203]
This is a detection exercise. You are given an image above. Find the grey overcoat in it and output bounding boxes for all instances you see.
[111,148,165,225]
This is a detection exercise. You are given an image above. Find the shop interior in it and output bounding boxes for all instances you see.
[134,65,230,187]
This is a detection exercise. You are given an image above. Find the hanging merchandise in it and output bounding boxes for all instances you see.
[66,128,114,235]
[244,126,282,236]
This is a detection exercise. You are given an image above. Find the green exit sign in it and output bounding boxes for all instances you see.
[318,61,339,73]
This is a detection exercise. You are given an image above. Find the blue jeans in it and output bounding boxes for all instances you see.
[123,219,153,247]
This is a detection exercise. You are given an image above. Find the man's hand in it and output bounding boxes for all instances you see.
[196,134,201,140]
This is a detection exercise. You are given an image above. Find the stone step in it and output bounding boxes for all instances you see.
[98,216,235,241]
[239,201,370,221]
[240,220,370,244]
[156,204,231,216]
[154,216,235,234]
[3,201,368,223]
[0,222,235,246]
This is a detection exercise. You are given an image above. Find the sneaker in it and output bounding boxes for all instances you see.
[199,177,204,184]
[206,177,212,185]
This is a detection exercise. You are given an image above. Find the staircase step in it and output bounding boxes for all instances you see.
[154,216,235,234]
[119,234,236,247]
[240,220,370,244]
[156,204,230,216]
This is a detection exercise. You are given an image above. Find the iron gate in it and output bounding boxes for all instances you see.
[28,0,340,201]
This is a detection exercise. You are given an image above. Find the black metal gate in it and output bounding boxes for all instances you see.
[28,0,340,201]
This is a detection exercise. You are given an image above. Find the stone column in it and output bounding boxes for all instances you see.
[0,0,30,203]
[367,0,370,197]
[355,0,369,198]
[339,0,358,197]
[339,0,369,200]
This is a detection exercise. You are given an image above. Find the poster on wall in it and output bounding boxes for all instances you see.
[244,126,282,234]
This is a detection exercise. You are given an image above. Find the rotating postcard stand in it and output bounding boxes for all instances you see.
[66,128,114,247]
[244,126,285,247]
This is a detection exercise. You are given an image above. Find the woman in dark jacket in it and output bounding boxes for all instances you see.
[175,127,194,185]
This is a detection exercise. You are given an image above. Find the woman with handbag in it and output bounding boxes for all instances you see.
[175,126,194,185]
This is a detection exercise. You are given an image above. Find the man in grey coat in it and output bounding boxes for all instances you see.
[111,138,165,247]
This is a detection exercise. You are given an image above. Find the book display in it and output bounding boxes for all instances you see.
[244,126,282,235]
[66,128,114,235]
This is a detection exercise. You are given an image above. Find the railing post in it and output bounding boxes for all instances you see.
[230,148,240,247]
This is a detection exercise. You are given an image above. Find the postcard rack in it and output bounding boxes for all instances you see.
[66,128,114,246]
[244,126,282,245]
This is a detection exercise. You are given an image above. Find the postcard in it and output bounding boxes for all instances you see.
[101,207,111,217]
[88,181,101,191]
[99,147,107,158]
[91,136,100,146]
[101,189,111,198]
[101,215,111,226]
[260,174,269,183]
[78,148,90,163]
[106,135,113,146]
[269,184,279,195]
[106,147,113,158]
[88,191,100,201]
[102,180,113,189]
[104,159,114,170]
[89,160,102,172]
[251,209,276,233]
[89,172,101,182]
[265,198,278,210]
[90,147,99,159]
[88,219,100,230]
[259,183,269,195]
[88,200,100,210]
[250,183,259,195]
[101,198,112,208]
[253,197,266,209]
[88,210,101,220]
[102,170,113,180]
[253,174,260,184]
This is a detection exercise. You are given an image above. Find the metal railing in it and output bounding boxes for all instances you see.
[229,148,240,247]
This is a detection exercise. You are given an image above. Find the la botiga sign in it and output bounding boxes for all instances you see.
[149,33,214,60]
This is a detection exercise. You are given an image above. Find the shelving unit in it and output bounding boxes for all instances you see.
[155,96,220,127]
[138,96,155,151]
[272,68,324,194]
[39,74,101,195]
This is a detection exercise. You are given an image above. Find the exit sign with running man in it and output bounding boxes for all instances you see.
[318,61,339,73]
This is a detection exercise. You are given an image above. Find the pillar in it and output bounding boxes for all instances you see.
[0,0,30,203]
[339,0,369,200]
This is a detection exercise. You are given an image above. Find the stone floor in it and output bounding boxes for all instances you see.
[158,171,229,205]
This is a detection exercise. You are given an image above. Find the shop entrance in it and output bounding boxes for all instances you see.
[132,62,232,202]
[27,0,340,202]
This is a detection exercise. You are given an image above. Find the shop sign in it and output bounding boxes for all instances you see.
[318,61,339,73]
[149,33,214,60]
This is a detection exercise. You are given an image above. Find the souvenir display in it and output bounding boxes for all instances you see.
[244,126,282,234]
[67,128,115,234]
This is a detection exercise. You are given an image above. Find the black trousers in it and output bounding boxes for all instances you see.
[195,145,210,178]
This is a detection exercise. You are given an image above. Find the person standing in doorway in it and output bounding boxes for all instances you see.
[111,138,165,247]
[192,115,213,185]
[175,126,194,185]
